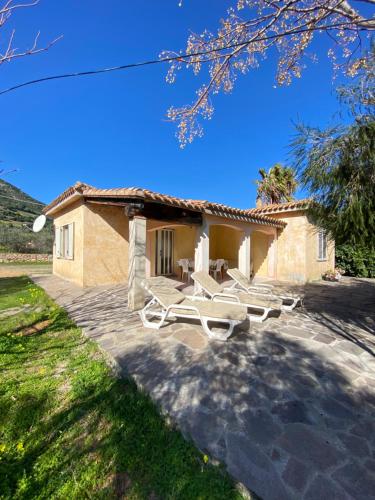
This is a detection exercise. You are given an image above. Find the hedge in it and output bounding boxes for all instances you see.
[335,244,375,278]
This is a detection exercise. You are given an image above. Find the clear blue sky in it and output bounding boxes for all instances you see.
[0,0,369,209]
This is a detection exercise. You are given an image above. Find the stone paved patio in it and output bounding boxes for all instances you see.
[33,274,375,500]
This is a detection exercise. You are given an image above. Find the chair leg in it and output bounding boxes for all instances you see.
[200,317,235,341]
[140,310,168,329]
[139,300,168,329]
[248,307,271,323]
[280,296,300,311]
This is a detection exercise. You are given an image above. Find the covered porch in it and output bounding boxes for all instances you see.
[45,181,284,306]
[130,212,279,311]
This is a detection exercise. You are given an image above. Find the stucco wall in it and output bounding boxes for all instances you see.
[305,217,335,281]
[273,212,307,282]
[270,211,335,282]
[53,200,84,286]
[251,231,269,277]
[173,226,196,275]
[52,201,333,287]
[145,221,197,277]
[209,225,240,268]
[82,204,129,287]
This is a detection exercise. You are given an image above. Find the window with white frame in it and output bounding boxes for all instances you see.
[55,223,74,259]
[317,229,327,261]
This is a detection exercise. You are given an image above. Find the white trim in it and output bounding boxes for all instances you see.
[155,229,174,276]
[55,225,61,258]
[67,223,74,260]
[55,223,74,260]
[317,229,327,261]
[238,229,252,280]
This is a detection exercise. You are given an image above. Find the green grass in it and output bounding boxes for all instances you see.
[0,277,242,499]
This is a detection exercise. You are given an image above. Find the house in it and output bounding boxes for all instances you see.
[43,182,335,310]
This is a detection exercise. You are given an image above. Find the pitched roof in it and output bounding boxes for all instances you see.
[44,182,286,228]
[247,199,310,215]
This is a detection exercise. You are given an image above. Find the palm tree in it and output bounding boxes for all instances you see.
[256,163,297,206]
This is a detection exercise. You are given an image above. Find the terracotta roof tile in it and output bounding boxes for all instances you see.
[44,183,287,228]
[247,199,310,214]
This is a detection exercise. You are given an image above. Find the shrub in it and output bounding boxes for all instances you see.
[335,244,375,278]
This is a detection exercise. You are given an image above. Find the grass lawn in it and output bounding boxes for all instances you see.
[0,277,243,499]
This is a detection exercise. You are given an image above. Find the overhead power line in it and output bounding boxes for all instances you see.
[0,21,368,96]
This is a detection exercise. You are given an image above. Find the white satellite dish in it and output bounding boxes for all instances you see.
[32,214,46,233]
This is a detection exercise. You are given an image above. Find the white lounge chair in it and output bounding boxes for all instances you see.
[140,281,247,341]
[192,271,282,323]
[226,268,302,311]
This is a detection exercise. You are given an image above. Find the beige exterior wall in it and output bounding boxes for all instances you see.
[274,212,307,282]
[52,200,333,287]
[173,226,196,275]
[272,211,335,282]
[53,202,129,287]
[209,225,240,268]
[305,217,335,281]
[82,204,129,287]
[53,200,84,286]
[146,221,197,277]
[251,231,270,278]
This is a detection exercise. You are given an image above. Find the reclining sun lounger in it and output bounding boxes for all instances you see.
[140,281,247,341]
[226,268,302,311]
[192,271,282,323]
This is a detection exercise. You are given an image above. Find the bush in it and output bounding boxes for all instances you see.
[335,244,375,278]
[0,223,53,254]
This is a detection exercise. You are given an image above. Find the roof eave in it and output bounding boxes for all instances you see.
[43,191,83,216]
[204,208,286,228]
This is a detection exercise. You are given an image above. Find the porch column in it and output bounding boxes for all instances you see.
[194,216,210,291]
[238,228,252,280]
[267,230,277,279]
[128,216,147,311]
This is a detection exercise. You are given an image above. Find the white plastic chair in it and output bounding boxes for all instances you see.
[177,258,192,282]
[211,259,226,281]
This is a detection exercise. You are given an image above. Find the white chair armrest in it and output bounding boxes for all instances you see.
[186,295,206,302]
[166,303,199,314]
[252,283,274,290]
[212,292,240,303]
[248,286,273,295]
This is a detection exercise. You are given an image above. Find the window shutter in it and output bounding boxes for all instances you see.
[322,232,327,260]
[55,226,61,258]
[67,223,74,259]
[318,231,322,259]
[318,230,327,260]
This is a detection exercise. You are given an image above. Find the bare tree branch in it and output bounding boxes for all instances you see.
[0,0,62,68]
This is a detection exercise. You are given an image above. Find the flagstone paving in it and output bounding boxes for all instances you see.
[33,274,375,500]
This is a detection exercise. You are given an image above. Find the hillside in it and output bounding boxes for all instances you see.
[0,179,53,254]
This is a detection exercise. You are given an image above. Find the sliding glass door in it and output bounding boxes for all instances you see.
[155,229,174,275]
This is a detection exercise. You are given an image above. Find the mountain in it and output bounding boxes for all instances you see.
[0,179,53,254]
